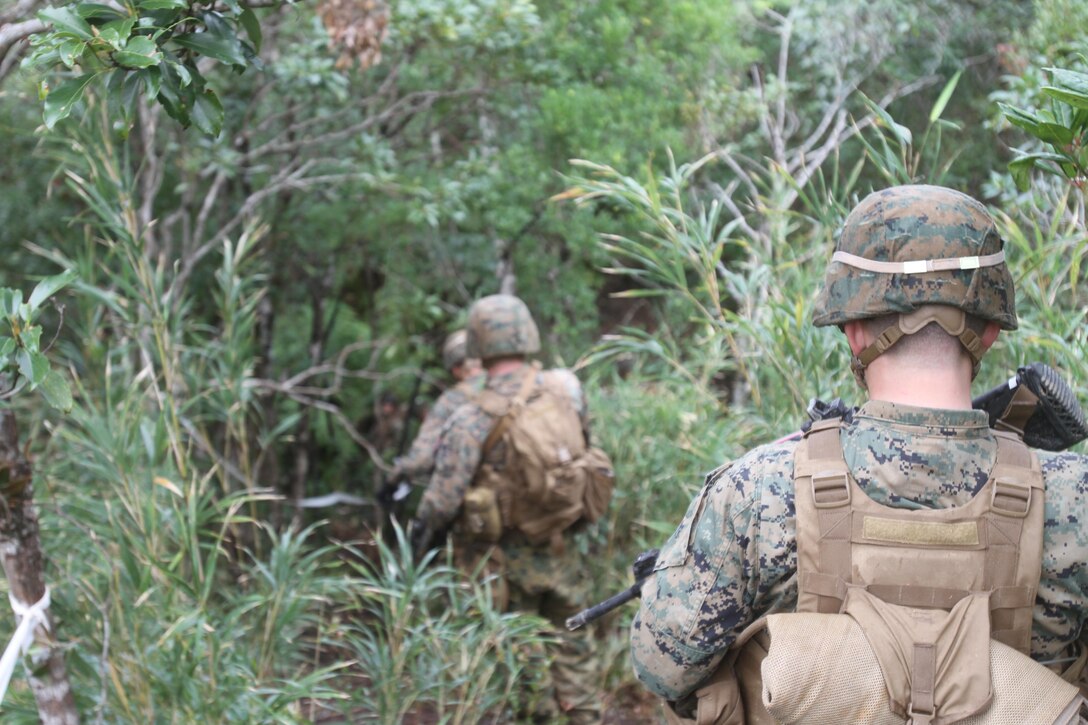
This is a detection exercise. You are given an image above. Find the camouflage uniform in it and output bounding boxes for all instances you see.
[418,294,602,723]
[631,186,1088,707]
[392,371,486,481]
[630,400,1088,700]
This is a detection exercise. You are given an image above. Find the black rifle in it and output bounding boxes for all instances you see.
[566,362,1088,631]
[565,549,659,631]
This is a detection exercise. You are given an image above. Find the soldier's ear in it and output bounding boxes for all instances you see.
[843,320,869,356]
[980,321,1001,352]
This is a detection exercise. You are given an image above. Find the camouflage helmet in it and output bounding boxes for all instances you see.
[812,185,1017,330]
[466,294,541,360]
[441,330,469,371]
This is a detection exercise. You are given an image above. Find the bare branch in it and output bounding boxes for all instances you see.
[241,87,484,162]
[0,17,45,76]
[0,0,42,25]
[249,379,393,471]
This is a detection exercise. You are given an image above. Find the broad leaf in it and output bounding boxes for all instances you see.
[1042,87,1088,112]
[1046,67,1088,96]
[136,0,188,9]
[40,369,74,412]
[37,6,93,40]
[44,73,99,128]
[76,3,126,21]
[141,66,162,99]
[239,7,262,54]
[999,103,1042,134]
[0,289,24,317]
[172,31,247,67]
[114,36,162,68]
[191,88,224,137]
[17,349,49,387]
[98,17,136,49]
[28,269,77,310]
[57,39,84,68]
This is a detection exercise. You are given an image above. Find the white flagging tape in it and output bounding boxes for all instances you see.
[0,587,51,705]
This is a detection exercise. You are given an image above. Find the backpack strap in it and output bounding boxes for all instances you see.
[795,416,854,614]
[987,429,1044,653]
[480,363,540,458]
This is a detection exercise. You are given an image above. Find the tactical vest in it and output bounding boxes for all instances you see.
[665,418,1086,725]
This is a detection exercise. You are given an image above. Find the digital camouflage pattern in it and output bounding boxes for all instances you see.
[813,185,1018,330]
[392,371,486,481]
[465,294,541,361]
[418,363,599,722]
[630,400,1088,701]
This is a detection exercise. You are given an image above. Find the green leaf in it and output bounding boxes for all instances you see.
[999,102,1042,134]
[156,64,192,126]
[172,31,246,67]
[98,17,136,49]
[862,92,912,148]
[37,6,93,40]
[929,69,962,123]
[239,7,262,54]
[141,66,162,99]
[19,324,41,350]
[57,38,85,68]
[17,349,49,387]
[191,88,224,137]
[28,269,77,310]
[1046,67,1088,96]
[44,73,99,129]
[1008,157,1035,192]
[76,3,126,21]
[1042,87,1088,112]
[0,338,14,358]
[114,35,162,68]
[1033,122,1076,147]
[1,289,24,317]
[136,0,188,9]
[166,61,192,87]
[40,369,73,412]
[119,71,143,122]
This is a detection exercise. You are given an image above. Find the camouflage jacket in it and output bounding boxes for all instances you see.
[631,400,1088,701]
[417,364,588,532]
[393,372,487,481]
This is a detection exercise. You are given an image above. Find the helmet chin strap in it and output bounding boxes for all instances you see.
[851,305,984,389]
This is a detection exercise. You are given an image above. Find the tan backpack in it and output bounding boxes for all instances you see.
[665,418,1087,725]
[460,364,614,547]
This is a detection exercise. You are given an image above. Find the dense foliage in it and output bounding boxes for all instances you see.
[0,0,1085,720]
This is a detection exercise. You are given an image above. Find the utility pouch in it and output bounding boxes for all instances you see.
[461,487,503,543]
[578,446,615,523]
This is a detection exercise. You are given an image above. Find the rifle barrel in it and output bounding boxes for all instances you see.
[566,582,642,631]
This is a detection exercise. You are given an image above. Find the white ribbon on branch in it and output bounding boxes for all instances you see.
[0,586,51,704]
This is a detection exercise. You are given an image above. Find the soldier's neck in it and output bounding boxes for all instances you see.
[865,360,975,410]
[486,357,528,378]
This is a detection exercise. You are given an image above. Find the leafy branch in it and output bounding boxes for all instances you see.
[0,270,77,411]
[27,0,268,135]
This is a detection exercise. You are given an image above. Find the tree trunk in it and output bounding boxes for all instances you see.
[0,411,79,724]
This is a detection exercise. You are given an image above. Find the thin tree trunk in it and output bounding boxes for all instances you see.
[0,411,78,724]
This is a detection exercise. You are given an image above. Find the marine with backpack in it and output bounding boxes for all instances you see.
[630,186,1088,724]
[413,293,612,724]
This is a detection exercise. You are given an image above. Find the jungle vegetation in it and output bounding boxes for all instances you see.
[0,0,1086,721]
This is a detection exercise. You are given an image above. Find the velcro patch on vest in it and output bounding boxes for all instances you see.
[862,517,980,546]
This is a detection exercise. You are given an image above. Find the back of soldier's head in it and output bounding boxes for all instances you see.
[813,185,1017,382]
[466,294,541,363]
